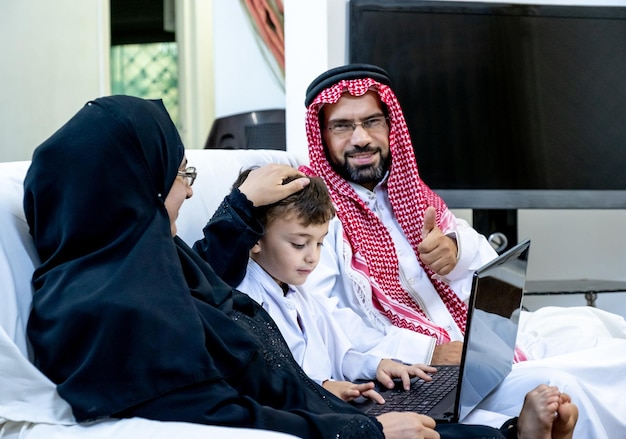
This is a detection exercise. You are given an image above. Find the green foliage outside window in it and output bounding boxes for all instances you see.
[110,42,179,126]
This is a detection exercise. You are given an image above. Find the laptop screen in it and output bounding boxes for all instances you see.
[457,239,530,420]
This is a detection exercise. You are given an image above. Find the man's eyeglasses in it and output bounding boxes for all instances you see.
[177,166,197,186]
[327,116,389,138]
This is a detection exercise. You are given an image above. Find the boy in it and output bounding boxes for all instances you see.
[235,168,436,403]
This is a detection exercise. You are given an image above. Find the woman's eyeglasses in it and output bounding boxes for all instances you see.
[177,167,197,186]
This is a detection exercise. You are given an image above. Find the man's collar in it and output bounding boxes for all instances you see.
[347,170,390,197]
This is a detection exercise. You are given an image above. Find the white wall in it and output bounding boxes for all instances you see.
[283,0,626,317]
[0,0,220,158]
[211,1,285,118]
[0,0,109,162]
[284,0,347,163]
[175,0,214,150]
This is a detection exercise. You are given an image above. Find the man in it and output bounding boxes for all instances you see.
[301,63,626,437]
[302,63,497,366]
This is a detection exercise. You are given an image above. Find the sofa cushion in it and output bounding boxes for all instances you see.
[0,160,38,357]
[0,160,76,424]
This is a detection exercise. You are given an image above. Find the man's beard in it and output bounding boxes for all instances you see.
[332,146,390,186]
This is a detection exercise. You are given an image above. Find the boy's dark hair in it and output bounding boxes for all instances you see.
[233,167,335,227]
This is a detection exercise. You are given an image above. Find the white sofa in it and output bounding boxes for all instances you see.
[0,149,303,439]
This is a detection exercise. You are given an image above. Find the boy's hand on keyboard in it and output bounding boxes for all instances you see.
[376,359,438,391]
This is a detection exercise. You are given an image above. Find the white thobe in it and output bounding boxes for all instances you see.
[304,181,626,438]
[305,179,496,363]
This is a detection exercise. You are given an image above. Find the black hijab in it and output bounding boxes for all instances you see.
[24,96,258,421]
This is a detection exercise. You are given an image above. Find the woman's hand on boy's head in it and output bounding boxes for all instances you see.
[376,360,437,391]
[238,164,310,207]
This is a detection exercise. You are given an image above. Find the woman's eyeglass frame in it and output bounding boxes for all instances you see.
[177,166,197,186]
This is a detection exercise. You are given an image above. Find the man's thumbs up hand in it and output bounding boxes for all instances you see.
[421,206,438,239]
[417,206,458,277]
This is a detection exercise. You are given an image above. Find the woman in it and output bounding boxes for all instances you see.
[23,95,574,439]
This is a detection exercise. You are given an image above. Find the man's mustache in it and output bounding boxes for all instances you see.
[345,146,381,157]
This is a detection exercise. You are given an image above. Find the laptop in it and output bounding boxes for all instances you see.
[352,238,531,423]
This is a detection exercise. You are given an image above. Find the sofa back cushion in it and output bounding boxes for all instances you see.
[0,160,77,423]
[0,160,39,357]
[177,149,302,245]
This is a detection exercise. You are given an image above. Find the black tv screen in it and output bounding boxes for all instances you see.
[349,0,626,209]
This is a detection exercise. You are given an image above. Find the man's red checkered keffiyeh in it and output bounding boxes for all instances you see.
[302,78,467,344]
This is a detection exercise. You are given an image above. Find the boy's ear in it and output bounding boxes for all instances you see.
[251,241,262,255]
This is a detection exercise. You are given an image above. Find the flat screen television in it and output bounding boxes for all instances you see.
[349,0,626,249]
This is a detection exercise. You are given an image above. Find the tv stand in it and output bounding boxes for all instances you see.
[525,279,626,307]
[472,209,518,254]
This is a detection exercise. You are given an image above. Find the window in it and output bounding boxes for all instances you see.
[110,0,179,125]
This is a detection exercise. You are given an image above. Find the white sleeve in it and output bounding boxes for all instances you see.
[317,285,437,366]
[443,216,498,302]
[309,299,380,382]
[309,293,431,382]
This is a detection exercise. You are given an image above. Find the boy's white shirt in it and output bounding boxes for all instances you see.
[237,259,381,383]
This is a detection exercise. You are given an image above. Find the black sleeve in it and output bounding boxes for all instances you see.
[115,377,384,439]
[192,188,263,287]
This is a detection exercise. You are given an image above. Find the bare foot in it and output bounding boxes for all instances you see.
[552,393,578,439]
[517,384,561,439]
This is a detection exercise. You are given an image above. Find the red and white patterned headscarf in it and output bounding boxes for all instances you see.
[303,76,467,344]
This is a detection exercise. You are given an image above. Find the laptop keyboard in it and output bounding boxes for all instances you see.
[365,365,459,415]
